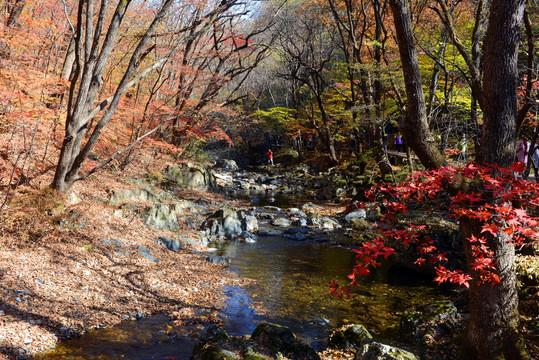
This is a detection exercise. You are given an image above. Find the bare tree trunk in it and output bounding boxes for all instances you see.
[389,0,447,169]
[61,35,76,79]
[52,0,175,192]
[460,217,530,360]
[389,0,530,358]
[480,0,524,166]
[5,0,26,28]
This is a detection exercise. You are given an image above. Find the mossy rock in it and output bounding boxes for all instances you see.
[251,323,296,354]
[243,347,269,360]
[192,324,230,357]
[355,338,421,360]
[399,300,459,346]
[193,345,238,360]
[328,324,372,350]
[251,323,320,360]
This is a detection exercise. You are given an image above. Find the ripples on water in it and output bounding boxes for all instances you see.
[39,231,441,358]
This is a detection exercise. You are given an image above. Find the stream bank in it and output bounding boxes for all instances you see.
[25,160,469,360]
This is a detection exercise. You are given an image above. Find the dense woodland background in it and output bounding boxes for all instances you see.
[0,1,538,359]
[0,0,537,191]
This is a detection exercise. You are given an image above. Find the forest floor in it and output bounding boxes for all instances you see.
[0,156,257,358]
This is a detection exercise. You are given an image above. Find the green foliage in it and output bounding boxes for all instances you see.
[253,107,298,134]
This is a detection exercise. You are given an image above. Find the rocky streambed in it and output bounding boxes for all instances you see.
[34,161,469,359]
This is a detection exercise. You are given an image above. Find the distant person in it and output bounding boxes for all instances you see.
[395,134,403,152]
[266,148,274,165]
[517,137,530,164]
[457,134,467,163]
[531,139,539,180]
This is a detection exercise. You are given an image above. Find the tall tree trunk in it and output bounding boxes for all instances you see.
[5,0,26,28]
[460,217,529,359]
[468,1,529,358]
[0,0,26,58]
[389,0,531,358]
[61,35,76,79]
[389,0,447,169]
[480,0,525,166]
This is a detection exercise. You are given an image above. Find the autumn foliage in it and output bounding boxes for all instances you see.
[331,163,539,298]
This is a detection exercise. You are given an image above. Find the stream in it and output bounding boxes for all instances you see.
[36,173,444,359]
[39,234,442,359]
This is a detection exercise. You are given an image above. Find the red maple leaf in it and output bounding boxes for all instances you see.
[481,223,499,236]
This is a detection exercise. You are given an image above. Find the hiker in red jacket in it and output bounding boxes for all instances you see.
[266,149,274,165]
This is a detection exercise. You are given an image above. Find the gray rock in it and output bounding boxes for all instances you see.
[215,159,239,170]
[222,211,243,237]
[240,231,257,243]
[355,338,420,360]
[243,215,259,233]
[109,189,157,205]
[289,209,308,218]
[137,245,151,254]
[112,238,125,247]
[157,236,183,251]
[206,255,231,264]
[164,165,217,190]
[201,210,259,239]
[292,218,308,227]
[141,253,160,263]
[140,203,180,231]
[344,209,367,223]
[272,217,291,227]
[257,227,285,236]
[286,227,303,235]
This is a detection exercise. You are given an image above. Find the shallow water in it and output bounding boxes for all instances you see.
[39,235,441,358]
[218,236,440,348]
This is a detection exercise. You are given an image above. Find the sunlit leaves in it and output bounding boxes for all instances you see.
[343,162,539,290]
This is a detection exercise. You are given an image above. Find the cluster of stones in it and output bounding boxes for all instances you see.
[191,300,462,360]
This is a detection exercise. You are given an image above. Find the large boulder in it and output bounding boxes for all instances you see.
[192,323,317,360]
[164,165,217,190]
[399,300,460,346]
[109,189,157,205]
[140,202,183,230]
[354,339,420,360]
[201,209,259,239]
[250,323,320,360]
[328,324,372,351]
[215,159,240,170]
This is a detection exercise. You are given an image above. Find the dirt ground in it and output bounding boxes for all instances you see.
[0,160,250,358]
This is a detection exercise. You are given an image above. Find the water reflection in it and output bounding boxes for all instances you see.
[35,315,201,359]
[219,236,441,348]
[38,234,441,358]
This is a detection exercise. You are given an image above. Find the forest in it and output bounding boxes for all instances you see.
[0,0,538,359]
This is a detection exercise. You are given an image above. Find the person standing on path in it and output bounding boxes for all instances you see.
[394,134,403,152]
[267,149,274,165]
[517,136,530,164]
[457,134,467,163]
[530,138,539,181]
